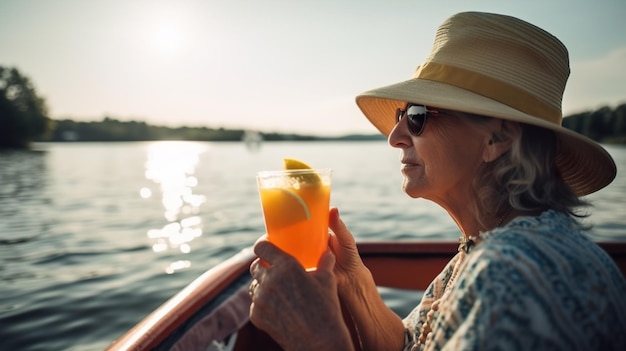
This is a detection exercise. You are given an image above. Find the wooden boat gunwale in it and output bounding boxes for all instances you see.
[106,248,256,351]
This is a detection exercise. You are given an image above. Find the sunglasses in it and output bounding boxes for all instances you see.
[395,103,439,136]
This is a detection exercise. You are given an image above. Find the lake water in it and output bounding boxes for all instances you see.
[1,141,625,351]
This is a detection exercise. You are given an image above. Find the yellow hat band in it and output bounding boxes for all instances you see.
[413,62,562,124]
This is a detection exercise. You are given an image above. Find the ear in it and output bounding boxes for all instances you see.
[482,120,511,163]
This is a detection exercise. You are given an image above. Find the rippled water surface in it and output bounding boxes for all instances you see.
[1,141,624,350]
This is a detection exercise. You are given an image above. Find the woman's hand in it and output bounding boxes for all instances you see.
[328,207,407,350]
[249,237,354,351]
[328,207,368,291]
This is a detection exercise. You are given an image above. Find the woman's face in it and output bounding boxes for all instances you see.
[388,107,489,205]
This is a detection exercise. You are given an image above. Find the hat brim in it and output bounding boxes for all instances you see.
[356,78,616,196]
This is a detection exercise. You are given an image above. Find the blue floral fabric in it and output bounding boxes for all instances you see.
[403,210,626,350]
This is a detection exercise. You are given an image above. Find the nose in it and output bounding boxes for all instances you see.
[388,115,412,149]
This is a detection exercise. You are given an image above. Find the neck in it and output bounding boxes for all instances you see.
[449,206,514,239]
[455,207,516,253]
[495,207,513,228]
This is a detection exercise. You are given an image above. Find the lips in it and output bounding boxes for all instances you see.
[400,159,420,167]
[400,161,421,174]
[401,164,420,170]
[400,151,421,169]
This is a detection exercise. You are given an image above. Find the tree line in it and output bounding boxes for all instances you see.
[561,104,626,143]
[39,104,626,143]
[1,66,50,148]
[41,117,321,142]
[1,65,625,148]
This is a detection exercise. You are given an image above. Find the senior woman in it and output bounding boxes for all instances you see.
[248,12,626,351]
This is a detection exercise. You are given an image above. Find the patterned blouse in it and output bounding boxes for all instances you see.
[402,210,626,350]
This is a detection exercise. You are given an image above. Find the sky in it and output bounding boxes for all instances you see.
[1,0,625,136]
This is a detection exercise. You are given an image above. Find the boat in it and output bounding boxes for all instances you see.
[105,241,626,351]
[241,130,263,152]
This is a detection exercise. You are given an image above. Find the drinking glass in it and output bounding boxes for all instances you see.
[256,169,332,271]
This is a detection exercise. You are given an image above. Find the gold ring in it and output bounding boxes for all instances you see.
[248,279,259,298]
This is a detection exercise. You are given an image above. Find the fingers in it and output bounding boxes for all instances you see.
[329,207,356,247]
[253,233,269,245]
[252,238,303,276]
[248,278,259,298]
[317,249,336,273]
[254,239,289,265]
[250,258,264,278]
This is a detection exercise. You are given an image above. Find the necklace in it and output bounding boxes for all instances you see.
[458,208,512,253]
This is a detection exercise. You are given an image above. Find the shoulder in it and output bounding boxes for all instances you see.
[442,210,626,348]
[476,210,619,278]
[464,210,622,291]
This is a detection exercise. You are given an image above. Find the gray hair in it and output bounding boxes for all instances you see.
[464,113,589,227]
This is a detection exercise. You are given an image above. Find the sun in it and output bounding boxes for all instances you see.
[151,22,184,53]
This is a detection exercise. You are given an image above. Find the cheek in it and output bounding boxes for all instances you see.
[423,127,466,170]
[432,122,484,166]
[414,125,484,189]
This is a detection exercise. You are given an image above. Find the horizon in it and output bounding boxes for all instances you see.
[48,102,623,139]
[2,0,625,136]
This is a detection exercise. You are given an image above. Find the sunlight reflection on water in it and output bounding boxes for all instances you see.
[141,141,209,272]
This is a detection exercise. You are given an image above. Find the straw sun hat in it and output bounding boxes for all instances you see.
[356,11,616,196]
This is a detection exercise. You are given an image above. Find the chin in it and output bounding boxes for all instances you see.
[402,183,423,199]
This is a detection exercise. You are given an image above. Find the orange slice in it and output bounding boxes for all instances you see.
[261,188,310,228]
[283,158,314,170]
[283,158,322,186]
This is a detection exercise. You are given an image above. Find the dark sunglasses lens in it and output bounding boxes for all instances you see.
[396,108,404,123]
[406,105,427,135]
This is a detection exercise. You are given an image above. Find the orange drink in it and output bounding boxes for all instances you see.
[256,168,332,271]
